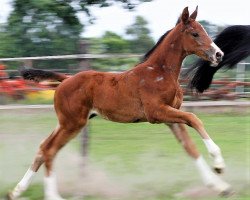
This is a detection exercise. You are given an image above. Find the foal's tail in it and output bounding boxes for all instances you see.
[21,69,68,82]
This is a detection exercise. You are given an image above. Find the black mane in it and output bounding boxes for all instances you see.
[143,15,181,62]
[143,29,172,61]
[185,25,250,93]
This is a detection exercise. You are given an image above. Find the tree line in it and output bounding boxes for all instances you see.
[0,0,228,71]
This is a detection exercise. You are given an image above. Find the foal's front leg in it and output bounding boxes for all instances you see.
[145,106,231,194]
[202,137,225,173]
[169,121,225,173]
[151,106,225,172]
[179,112,225,173]
[167,123,232,194]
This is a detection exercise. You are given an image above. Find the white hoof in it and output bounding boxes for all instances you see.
[213,158,225,174]
[195,156,232,194]
[213,156,225,168]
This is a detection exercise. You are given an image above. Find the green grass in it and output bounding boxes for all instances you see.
[0,109,249,200]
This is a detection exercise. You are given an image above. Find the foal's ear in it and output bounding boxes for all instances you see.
[190,6,198,20]
[181,7,189,24]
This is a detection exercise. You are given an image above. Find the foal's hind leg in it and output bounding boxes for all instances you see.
[7,128,56,200]
[8,122,86,200]
[41,127,73,199]
[41,120,87,200]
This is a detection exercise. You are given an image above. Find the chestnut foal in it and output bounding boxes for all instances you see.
[8,7,232,200]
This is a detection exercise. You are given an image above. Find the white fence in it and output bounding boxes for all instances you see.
[0,53,142,62]
[0,54,249,98]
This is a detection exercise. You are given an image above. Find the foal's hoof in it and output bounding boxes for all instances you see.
[219,187,235,197]
[214,167,223,174]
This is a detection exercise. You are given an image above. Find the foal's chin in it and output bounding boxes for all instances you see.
[210,61,219,67]
[202,56,219,67]
[196,53,219,67]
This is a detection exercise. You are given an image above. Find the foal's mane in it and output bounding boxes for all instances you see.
[142,29,172,62]
[185,25,250,93]
[142,16,183,62]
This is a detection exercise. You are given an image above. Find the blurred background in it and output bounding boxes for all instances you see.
[0,0,249,200]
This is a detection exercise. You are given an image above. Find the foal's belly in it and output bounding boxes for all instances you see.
[91,99,146,123]
[92,91,145,123]
[91,108,147,123]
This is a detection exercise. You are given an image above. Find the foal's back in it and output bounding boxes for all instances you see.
[54,70,146,123]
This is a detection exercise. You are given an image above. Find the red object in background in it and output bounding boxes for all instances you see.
[0,79,26,95]
[0,64,8,78]
[0,64,53,99]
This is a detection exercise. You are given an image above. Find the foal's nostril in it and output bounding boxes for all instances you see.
[216,52,223,61]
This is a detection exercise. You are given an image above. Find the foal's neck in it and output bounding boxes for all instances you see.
[146,28,187,79]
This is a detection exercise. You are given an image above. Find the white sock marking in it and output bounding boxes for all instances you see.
[195,156,216,184]
[203,138,220,154]
[44,172,65,200]
[194,156,230,192]
[11,168,36,199]
[203,138,225,168]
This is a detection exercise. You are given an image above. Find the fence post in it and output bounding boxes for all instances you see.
[81,126,89,166]
[236,62,246,94]
[79,40,91,165]
[78,40,91,71]
[23,60,33,68]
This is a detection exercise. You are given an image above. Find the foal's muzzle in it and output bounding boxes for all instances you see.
[215,52,223,62]
[207,42,224,67]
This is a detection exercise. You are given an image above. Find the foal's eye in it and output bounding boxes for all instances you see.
[191,32,199,38]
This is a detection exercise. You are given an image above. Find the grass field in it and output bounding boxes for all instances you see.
[0,108,249,200]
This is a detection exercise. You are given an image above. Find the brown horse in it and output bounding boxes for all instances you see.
[8,7,232,200]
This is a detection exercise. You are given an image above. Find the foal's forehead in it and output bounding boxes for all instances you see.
[188,20,205,31]
[185,21,208,36]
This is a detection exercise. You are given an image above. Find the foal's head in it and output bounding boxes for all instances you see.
[176,7,223,66]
